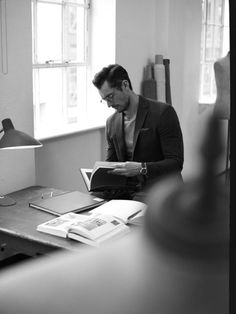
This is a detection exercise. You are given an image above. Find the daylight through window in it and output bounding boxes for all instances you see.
[32,0,90,139]
[199,0,229,104]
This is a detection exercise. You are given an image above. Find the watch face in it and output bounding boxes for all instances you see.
[140,167,147,175]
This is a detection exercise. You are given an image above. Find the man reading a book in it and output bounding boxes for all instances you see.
[92,64,184,199]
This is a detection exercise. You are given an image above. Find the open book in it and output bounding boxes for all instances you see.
[37,212,130,247]
[80,161,133,192]
[37,199,147,246]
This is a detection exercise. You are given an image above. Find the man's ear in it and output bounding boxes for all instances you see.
[122,80,129,89]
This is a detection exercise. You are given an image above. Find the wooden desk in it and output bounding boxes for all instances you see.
[0,186,89,260]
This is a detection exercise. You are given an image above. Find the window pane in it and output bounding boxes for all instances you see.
[65,66,87,124]
[34,68,63,133]
[64,5,85,62]
[201,0,206,23]
[222,0,229,55]
[206,0,213,24]
[213,25,223,57]
[205,25,215,60]
[223,0,229,26]
[38,0,63,4]
[38,0,86,5]
[214,0,224,24]
[33,66,87,137]
[37,3,62,63]
[202,63,213,97]
[67,0,86,4]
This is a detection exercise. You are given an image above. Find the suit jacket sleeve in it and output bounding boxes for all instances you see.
[147,105,184,179]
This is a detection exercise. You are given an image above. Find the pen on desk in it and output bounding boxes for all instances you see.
[128,210,142,220]
[41,192,54,199]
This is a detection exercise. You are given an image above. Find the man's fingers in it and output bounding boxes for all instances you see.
[109,168,128,176]
[112,163,125,168]
[110,169,126,174]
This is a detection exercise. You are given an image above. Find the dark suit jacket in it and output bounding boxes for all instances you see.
[105,96,184,187]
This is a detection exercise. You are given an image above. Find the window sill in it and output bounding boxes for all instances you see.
[36,121,105,142]
[198,102,214,114]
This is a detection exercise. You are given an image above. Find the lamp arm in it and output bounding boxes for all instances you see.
[0,128,3,133]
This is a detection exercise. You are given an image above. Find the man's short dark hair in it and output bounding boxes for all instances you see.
[92,64,133,90]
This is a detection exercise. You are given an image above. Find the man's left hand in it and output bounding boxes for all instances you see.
[108,162,142,177]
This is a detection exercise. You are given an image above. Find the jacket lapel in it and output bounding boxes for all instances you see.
[132,96,149,158]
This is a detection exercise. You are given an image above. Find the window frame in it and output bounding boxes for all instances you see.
[199,0,229,105]
[32,0,90,139]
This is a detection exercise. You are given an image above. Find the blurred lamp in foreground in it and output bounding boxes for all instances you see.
[0,118,42,206]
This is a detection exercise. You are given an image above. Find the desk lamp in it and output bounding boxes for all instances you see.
[0,118,42,206]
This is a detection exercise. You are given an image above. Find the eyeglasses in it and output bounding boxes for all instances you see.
[100,91,115,104]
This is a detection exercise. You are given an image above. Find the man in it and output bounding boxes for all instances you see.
[92,64,184,198]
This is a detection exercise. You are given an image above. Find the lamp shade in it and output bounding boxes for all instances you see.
[0,118,42,149]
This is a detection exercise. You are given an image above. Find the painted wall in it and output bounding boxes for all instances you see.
[115,0,156,93]
[35,128,105,193]
[0,0,36,194]
[154,0,204,178]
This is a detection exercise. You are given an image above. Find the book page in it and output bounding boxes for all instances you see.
[128,211,146,225]
[90,200,147,224]
[68,223,130,247]
[68,213,125,240]
[37,213,87,237]
[90,162,127,191]
[80,168,93,191]
[93,161,119,172]
[37,212,125,241]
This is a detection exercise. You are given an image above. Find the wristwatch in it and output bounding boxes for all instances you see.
[139,162,147,176]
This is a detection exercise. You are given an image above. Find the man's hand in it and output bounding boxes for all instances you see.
[108,162,142,177]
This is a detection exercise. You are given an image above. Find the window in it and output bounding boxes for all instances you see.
[32,0,90,139]
[199,0,229,104]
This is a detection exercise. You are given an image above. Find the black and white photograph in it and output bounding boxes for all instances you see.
[0,0,230,313]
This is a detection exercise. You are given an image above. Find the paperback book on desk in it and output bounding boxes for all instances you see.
[80,161,137,192]
[37,199,147,246]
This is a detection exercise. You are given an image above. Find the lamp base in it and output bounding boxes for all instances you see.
[0,195,16,206]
